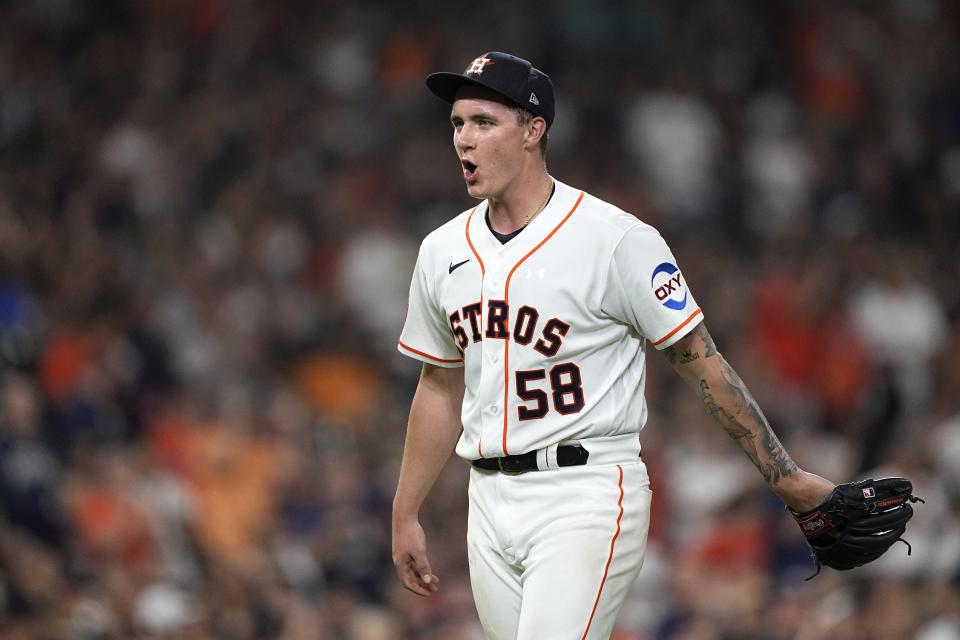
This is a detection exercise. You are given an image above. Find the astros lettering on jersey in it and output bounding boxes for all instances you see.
[399,179,703,461]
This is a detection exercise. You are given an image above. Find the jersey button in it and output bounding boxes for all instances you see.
[490,404,500,415]
[490,352,500,363]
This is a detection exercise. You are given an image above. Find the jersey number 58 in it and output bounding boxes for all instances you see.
[515,363,585,420]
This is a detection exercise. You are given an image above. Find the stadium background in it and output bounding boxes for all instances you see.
[1,0,958,638]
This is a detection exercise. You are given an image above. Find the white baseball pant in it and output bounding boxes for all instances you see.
[467,457,652,639]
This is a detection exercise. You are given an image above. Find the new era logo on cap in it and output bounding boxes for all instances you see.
[425,51,556,128]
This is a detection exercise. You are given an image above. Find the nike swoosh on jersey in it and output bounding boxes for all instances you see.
[449,259,470,274]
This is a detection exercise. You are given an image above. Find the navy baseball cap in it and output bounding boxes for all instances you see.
[426,52,555,128]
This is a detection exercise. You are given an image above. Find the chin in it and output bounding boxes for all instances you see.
[465,183,486,200]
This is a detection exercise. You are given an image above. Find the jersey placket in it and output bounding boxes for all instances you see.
[465,205,510,459]
[481,250,509,456]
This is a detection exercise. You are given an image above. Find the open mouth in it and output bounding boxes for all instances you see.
[462,160,478,182]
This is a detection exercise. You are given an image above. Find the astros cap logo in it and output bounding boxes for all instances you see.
[466,54,495,76]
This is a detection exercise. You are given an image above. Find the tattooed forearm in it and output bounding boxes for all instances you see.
[696,357,797,485]
[673,323,797,486]
[698,380,722,417]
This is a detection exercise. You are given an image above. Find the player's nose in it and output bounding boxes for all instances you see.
[455,125,476,152]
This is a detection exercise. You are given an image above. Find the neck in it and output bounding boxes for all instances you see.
[486,170,554,234]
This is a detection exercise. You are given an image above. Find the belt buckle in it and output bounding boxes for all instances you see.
[497,456,522,474]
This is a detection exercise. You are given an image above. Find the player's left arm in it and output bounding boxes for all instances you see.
[663,320,834,512]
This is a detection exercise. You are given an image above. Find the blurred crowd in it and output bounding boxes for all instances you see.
[1,0,959,638]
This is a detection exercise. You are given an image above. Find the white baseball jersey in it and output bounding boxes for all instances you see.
[398,179,703,461]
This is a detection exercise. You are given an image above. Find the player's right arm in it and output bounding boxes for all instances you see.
[392,362,465,596]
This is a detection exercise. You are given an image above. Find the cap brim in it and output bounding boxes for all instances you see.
[426,72,513,106]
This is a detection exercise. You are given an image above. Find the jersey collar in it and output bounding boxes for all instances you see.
[468,180,580,260]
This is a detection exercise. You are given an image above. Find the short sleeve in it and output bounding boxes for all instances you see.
[398,244,464,367]
[601,225,704,349]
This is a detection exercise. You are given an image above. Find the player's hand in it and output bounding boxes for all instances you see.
[392,515,440,596]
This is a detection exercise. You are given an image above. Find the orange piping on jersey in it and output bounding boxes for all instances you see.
[652,307,703,347]
[398,340,463,364]
[464,206,486,277]
[581,464,624,640]
[501,191,584,455]
[464,206,485,456]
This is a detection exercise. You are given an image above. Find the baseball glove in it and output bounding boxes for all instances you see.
[790,477,923,578]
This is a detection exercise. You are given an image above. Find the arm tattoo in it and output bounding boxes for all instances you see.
[664,323,716,365]
[666,349,699,365]
[700,326,718,358]
[672,323,796,485]
[696,358,797,484]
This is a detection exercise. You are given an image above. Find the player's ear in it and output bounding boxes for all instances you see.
[524,116,547,152]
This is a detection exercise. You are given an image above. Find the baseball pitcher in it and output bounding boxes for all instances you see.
[392,51,919,639]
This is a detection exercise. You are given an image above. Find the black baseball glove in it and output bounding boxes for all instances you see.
[790,477,923,577]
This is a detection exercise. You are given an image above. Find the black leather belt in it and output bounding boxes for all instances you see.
[471,444,589,473]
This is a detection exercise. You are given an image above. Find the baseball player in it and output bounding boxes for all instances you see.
[392,52,836,639]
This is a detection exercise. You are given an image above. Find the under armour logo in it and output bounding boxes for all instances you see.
[529,92,539,105]
[466,55,495,75]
